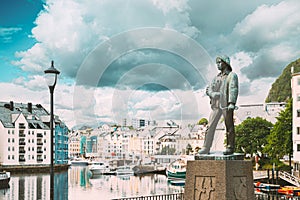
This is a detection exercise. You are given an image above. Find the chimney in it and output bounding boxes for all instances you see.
[28,102,32,113]
[10,101,14,111]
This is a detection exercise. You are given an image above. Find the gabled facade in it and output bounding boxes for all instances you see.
[0,101,68,166]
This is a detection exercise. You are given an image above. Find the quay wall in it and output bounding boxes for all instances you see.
[0,164,69,173]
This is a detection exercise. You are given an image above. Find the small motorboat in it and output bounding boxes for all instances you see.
[89,161,110,175]
[278,186,300,196]
[254,182,280,189]
[116,165,134,176]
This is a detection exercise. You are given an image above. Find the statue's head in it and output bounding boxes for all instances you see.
[216,55,232,71]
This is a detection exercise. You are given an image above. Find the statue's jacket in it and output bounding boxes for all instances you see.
[207,71,238,109]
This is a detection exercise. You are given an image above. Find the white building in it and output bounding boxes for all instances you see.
[235,102,286,124]
[0,102,51,166]
[292,72,300,172]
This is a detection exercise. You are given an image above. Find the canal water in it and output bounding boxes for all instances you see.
[0,166,183,200]
[0,166,299,200]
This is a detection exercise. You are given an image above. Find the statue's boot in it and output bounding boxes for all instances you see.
[198,147,210,154]
[223,132,235,155]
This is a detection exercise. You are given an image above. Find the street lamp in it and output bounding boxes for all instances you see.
[44,60,60,200]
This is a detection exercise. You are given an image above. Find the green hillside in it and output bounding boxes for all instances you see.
[265,58,300,103]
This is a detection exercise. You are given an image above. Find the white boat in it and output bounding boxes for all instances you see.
[0,171,10,188]
[166,159,187,179]
[70,158,89,166]
[89,161,110,175]
[116,166,134,175]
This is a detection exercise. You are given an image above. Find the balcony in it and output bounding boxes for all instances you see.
[19,133,25,137]
[37,133,43,138]
[37,158,43,162]
[19,141,26,145]
[19,157,25,162]
[19,149,25,154]
[37,142,43,146]
[37,150,43,154]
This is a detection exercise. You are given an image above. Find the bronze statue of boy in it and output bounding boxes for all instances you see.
[198,55,238,155]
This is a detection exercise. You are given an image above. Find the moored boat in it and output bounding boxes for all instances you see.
[254,182,280,189]
[0,171,10,189]
[132,164,166,175]
[116,165,134,176]
[278,186,300,196]
[70,158,89,166]
[166,159,186,179]
[89,161,110,175]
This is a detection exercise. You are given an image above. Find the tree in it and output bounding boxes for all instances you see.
[186,144,193,155]
[235,117,273,156]
[197,118,208,125]
[264,99,292,159]
[160,146,176,155]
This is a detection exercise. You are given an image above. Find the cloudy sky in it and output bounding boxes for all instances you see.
[1,0,300,128]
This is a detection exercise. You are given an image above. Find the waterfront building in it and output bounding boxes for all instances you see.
[176,125,206,155]
[0,101,69,166]
[292,72,300,174]
[68,136,80,158]
[54,119,69,164]
[235,102,286,124]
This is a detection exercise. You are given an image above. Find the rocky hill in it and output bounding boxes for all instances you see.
[265,58,300,103]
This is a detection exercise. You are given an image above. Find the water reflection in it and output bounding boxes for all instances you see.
[0,172,68,200]
[67,166,183,199]
[0,166,182,199]
[1,166,295,200]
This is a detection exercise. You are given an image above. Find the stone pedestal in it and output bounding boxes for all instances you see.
[185,159,254,200]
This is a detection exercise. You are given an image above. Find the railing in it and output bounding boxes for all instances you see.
[111,192,284,200]
[279,171,300,187]
[112,193,184,200]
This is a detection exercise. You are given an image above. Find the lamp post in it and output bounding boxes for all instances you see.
[44,61,60,200]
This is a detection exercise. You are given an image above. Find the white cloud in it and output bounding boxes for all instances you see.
[6,0,300,128]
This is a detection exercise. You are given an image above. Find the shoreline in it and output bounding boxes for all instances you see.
[0,164,69,174]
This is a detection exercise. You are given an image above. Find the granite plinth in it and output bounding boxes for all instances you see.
[194,152,245,160]
[184,160,254,200]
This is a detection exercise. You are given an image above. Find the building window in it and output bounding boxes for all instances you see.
[12,138,14,143]
[297,144,300,151]
[298,94,300,101]
[8,138,10,143]
[12,155,14,160]
[12,130,14,134]
[8,147,10,151]
[8,155,10,160]
[298,110,300,117]
[298,127,300,135]
[8,130,10,134]
[298,78,300,85]
[12,147,14,151]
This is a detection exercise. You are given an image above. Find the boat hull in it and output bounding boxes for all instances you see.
[166,169,186,179]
